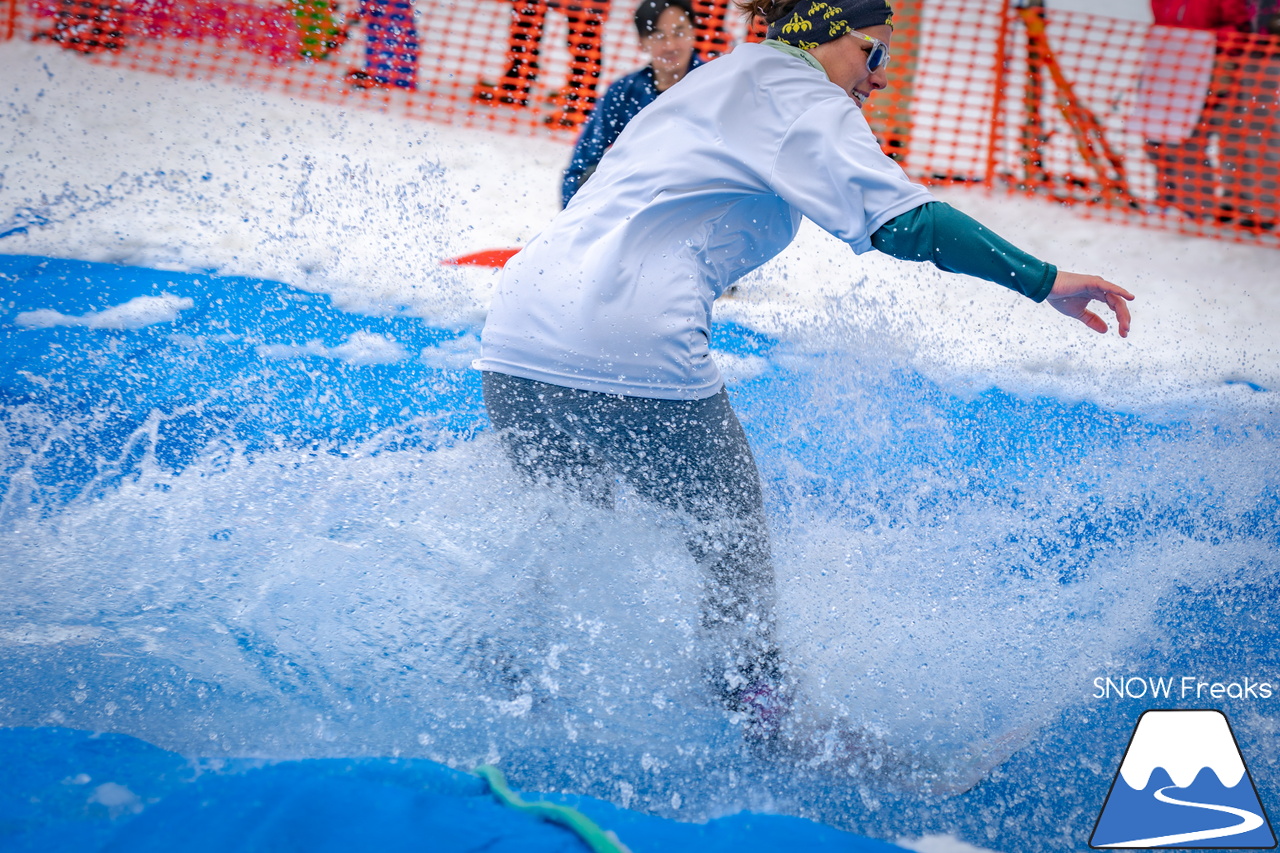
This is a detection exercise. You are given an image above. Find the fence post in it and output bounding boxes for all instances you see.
[4,0,18,41]
[984,0,1013,188]
[877,0,921,168]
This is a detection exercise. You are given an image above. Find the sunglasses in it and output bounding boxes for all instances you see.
[850,31,890,73]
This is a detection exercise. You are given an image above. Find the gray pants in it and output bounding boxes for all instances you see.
[481,371,780,699]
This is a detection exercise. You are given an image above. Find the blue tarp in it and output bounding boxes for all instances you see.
[1,727,910,852]
[0,254,909,851]
[3,253,1278,853]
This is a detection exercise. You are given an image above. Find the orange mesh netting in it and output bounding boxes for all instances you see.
[4,0,1279,245]
[7,0,755,132]
[991,3,1279,242]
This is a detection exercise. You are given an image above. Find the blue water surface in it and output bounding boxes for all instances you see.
[2,254,1278,853]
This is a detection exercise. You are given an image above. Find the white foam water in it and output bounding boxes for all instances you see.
[2,333,1275,814]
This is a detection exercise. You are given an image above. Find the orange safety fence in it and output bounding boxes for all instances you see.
[990,3,1280,244]
[2,0,763,133]
[2,0,1279,247]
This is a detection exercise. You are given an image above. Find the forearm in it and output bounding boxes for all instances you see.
[870,201,1057,301]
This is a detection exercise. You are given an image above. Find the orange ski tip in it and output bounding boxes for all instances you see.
[439,248,521,268]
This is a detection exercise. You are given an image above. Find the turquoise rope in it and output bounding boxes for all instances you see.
[473,765,632,853]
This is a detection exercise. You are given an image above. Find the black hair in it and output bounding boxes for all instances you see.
[634,0,696,36]
[732,0,800,24]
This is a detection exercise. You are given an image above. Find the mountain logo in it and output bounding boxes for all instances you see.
[1091,709,1276,849]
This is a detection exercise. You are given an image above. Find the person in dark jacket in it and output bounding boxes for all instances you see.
[561,0,704,206]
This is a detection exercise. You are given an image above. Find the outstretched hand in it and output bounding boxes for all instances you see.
[1046,271,1135,337]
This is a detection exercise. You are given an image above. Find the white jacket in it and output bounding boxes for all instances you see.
[477,41,933,400]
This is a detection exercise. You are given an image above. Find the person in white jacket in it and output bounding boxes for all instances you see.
[476,0,1134,739]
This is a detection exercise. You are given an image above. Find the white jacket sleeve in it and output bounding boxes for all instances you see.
[767,96,934,253]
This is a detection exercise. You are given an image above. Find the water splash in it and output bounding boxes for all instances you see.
[2,256,1277,848]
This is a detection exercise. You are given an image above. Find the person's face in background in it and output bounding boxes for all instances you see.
[641,5,697,82]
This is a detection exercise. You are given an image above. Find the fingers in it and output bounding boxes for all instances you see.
[1106,291,1132,338]
[1107,283,1137,302]
[1048,271,1135,337]
[1092,281,1133,338]
[1080,309,1107,335]
[1091,278,1136,303]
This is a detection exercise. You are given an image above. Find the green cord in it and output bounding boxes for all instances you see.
[473,764,632,853]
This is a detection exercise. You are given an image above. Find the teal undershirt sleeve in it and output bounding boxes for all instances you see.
[870,201,1058,302]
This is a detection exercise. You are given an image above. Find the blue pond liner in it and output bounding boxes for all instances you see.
[1,727,910,852]
[0,253,488,505]
[2,254,1279,853]
[0,253,908,850]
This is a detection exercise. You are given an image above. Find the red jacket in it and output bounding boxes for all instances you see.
[1150,0,1255,30]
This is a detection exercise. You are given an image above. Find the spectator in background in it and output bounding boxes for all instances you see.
[37,0,127,52]
[561,0,704,206]
[1144,0,1255,220]
[346,0,420,90]
[1220,1,1280,230]
[1257,0,1280,30]
[291,0,347,61]
[472,1,609,127]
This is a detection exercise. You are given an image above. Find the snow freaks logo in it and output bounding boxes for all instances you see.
[1090,710,1276,849]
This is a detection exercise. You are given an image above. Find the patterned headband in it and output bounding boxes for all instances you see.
[765,1,893,49]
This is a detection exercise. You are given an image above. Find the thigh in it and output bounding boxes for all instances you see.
[482,372,614,504]
[483,374,766,524]
[591,390,766,527]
